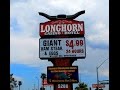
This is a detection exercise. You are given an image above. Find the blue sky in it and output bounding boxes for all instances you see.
[10,0,109,90]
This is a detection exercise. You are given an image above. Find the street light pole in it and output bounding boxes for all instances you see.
[96,67,99,90]
[36,77,39,90]
[96,58,108,90]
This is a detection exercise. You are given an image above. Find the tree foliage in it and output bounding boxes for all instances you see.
[41,73,47,79]
[40,73,47,87]
[10,73,22,90]
[75,82,88,90]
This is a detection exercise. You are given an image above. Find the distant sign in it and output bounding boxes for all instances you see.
[39,20,84,37]
[42,79,53,86]
[58,84,68,88]
[39,37,86,59]
[92,84,105,88]
[47,66,79,83]
[57,84,68,90]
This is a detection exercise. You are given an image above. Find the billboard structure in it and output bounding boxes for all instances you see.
[39,37,86,59]
[40,20,84,37]
[38,10,85,90]
[92,84,105,88]
[47,66,78,83]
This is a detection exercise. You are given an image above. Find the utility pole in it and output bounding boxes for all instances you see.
[96,67,99,90]
[96,58,108,90]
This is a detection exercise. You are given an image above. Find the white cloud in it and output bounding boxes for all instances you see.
[10,35,39,66]
[13,75,23,81]
[10,0,109,43]
[87,21,109,45]
[48,0,97,13]
[99,66,109,78]
[99,69,109,77]
[10,35,53,67]
[73,46,109,78]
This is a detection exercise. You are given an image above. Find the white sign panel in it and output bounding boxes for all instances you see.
[39,37,86,59]
[40,20,84,37]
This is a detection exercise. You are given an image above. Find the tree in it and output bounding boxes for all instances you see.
[10,74,13,83]
[10,74,17,90]
[75,82,88,90]
[40,73,47,89]
[18,81,22,90]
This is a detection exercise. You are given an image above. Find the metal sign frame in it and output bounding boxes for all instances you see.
[39,37,86,59]
[47,66,79,83]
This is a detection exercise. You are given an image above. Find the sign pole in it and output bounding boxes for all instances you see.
[52,58,74,90]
